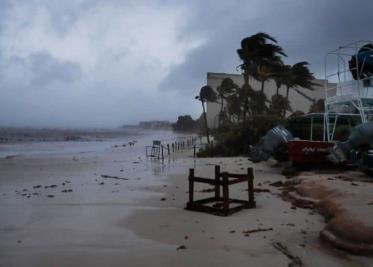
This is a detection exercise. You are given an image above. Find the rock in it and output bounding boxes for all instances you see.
[47,195,54,198]
[176,245,186,250]
[160,197,166,201]
[33,185,42,189]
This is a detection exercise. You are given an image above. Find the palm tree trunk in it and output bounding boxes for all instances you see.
[242,72,249,122]
[293,88,314,102]
[219,97,224,127]
[261,80,265,94]
[201,101,210,144]
[286,86,290,100]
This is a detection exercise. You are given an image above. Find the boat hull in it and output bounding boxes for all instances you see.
[287,140,334,165]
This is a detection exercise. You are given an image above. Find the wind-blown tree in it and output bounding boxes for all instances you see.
[195,85,217,144]
[284,62,317,102]
[272,63,290,95]
[216,78,238,126]
[237,32,286,119]
[226,93,243,123]
[269,94,292,117]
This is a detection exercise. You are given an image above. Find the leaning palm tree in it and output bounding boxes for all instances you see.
[195,85,217,144]
[237,32,286,120]
[284,62,317,102]
[272,63,291,95]
[216,78,238,126]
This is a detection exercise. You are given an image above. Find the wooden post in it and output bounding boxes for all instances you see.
[214,165,220,199]
[188,169,194,204]
[193,145,196,158]
[146,147,148,157]
[248,168,255,206]
[161,145,164,160]
[222,172,229,213]
[167,144,170,155]
[172,143,174,152]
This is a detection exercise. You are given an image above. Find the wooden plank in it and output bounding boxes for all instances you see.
[192,177,220,185]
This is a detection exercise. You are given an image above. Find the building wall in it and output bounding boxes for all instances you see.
[206,72,334,129]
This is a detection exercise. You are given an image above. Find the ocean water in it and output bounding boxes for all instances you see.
[0,129,197,158]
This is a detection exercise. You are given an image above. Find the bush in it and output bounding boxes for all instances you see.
[197,115,285,157]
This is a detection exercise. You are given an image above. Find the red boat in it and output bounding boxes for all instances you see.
[287,140,334,165]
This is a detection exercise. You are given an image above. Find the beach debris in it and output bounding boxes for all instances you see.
[100,175,128,180]
[61,189,73,193]
[176,245,187,250]
[368,202,373,205]
[17,240,22,244]
[186,166,255,216]
[273,242,302,267]
[253,188,271,193]
[269,181,283,187]
[242,227,273,236]
[184,236,189,240]
[160,197,166,201]
[99,182,105,185]
[229,230,236,234]
[47,195,55,198]
[5,155,17,159]
[44,185,57,189]
[199,188,215,193]
[33,185,42,189]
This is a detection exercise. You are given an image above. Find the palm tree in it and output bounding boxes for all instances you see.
[216,78,238,126]
[269,94,292,117]
[272,63,290,95]
[195,85,217,144]
[284,62,317,102]
[237,32,286,120]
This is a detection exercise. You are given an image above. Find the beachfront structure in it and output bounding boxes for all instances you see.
[324,41,373,141]
[206,72,335,129]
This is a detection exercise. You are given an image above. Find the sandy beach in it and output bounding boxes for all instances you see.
[0,131,372,267]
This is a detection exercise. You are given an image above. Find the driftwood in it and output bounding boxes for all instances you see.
[100,175,129,180]
[273,242,302,267]
[242,227,273,235]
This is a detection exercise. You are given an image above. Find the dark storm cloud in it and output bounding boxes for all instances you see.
[0,0,372,127]
[161,0,373,93]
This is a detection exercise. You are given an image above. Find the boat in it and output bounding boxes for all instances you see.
[288,41,373,166]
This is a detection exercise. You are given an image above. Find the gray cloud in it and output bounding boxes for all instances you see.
[29,52,81,87]
[0,0,372,127]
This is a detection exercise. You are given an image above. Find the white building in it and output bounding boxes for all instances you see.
[206,72,335,128]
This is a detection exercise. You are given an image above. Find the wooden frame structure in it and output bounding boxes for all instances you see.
[185,166,256,216]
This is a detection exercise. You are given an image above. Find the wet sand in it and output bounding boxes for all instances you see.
[0,139,372,266]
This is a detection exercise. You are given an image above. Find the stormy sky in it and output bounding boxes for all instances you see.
[0,0,372,128]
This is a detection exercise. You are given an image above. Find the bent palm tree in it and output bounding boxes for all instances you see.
[217,78,238,126]
[195,85,217,144]
[285,62,317,102]
[237,32,286,119]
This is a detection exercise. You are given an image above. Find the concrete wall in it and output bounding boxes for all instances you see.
[205,72,336,128]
